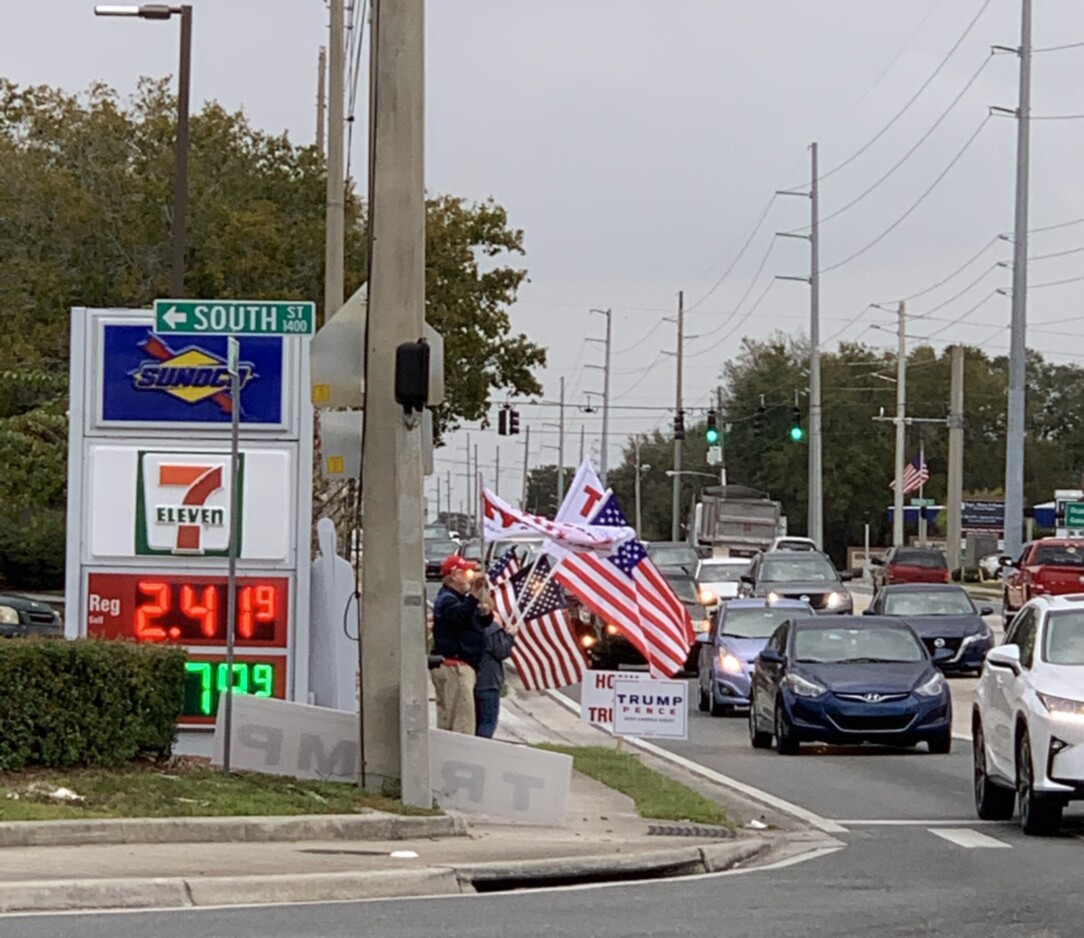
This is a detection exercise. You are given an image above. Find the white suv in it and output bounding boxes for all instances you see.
[972,594,1084,835]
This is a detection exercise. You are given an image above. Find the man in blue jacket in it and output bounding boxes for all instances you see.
[431,555,490,733]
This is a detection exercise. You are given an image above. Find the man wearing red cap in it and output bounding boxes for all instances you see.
[430,554,492,733]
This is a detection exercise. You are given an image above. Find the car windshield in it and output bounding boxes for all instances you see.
[459,542,483,561]
[883,589,975,617]
[666,577,699,604]
[1032,545,1084,566]
[759,556,838,583]
[721,607,801,640]
[793,626,924,663]
[892,549,946,569]
[698,562,748,582]
[425,540,458,560]
[1043,611,1084,665]
[650,546,698,568]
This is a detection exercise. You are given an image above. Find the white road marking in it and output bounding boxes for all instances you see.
[929,828,1012,849]
[546,689,849,835]
[838,819,1004,827]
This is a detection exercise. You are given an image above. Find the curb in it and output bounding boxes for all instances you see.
[0,839,770,914]
[0,812,466,849]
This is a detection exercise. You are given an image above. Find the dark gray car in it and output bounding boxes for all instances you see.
[0,594,62,638]
[739,551,854,614]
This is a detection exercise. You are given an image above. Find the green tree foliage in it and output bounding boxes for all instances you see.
[0,79,544,585]
[608,336,1084,562]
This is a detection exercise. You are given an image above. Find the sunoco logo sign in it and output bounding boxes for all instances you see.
[130,335,255,412]
[135,452,243,556]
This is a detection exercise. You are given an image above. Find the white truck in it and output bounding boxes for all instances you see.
[691,485,784,559]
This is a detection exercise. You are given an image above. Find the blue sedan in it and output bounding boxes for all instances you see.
[748,615,953,755]
[697,598,813,716]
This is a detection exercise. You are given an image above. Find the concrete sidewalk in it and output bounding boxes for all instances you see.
[0,681,788,914]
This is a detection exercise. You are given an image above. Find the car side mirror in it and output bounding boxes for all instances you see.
[839,570,855,582]
[985,644,1021,675]
[979,606,994,617]
[740,574,754,585]
[758,648,783,665]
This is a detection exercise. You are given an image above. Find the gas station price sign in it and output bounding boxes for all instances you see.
[182,656,287,722]
[86,572,289,647]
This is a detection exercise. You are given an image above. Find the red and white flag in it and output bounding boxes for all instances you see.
[482,488,633,552]
[888,456,930,495]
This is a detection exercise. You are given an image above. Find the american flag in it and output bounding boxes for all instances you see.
[482,488,633,552]
[554,495,694,678]
[488,551,586,691]
[889,456,930,495]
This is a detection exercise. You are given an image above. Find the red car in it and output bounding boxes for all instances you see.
[871,547,948,590]
[1002,538,1084,624]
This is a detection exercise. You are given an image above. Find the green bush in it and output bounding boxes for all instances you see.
[0,639,186,771]
[0,508,65,590]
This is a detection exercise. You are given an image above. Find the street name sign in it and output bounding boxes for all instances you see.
[154,299,316,336]
[1065,502,1084,528]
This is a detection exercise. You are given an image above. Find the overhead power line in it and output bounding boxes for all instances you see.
[821,114,992,275]
[1033,40,1084,53]
[812,0,994,185]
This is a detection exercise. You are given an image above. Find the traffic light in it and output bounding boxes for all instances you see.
[754,405,766,437]
[789,406,804,442]
[673,411,686,440]
[509,409,520,435]
[498,407,509,436]
[705,410,720,445]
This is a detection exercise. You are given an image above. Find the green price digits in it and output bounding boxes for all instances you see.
[183,661,276,717]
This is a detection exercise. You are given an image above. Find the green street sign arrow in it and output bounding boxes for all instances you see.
[153,299,316,336]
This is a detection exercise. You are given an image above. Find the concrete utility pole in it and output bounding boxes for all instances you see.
[894,302,907,547]
[1003,0,1032,559]
[473,443,480,534]
[445,469,451,517]
[579,425,585,464]
[359,0,428,808]
[634,437,643,536]
[808,142,823,549]
[495,445,501,497]
[775,143,822,547]
[324,0,346,322]
[671,291,685,542]
[556,377,566,504]
[947,345,965,572]
[316,45,326,156]
[522,427,531,510]
[464,432,472,519]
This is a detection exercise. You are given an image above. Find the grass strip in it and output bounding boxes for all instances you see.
[0,759,439,821]
[539,744,730,827]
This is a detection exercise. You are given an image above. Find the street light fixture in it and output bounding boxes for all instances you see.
[95,4,192,298]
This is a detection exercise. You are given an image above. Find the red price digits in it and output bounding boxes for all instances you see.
[239,585,277,639]
[135,581,169,641]
[180,585,218,638]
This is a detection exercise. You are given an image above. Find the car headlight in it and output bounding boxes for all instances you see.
[1037,692,1084,724]
[717,649,743,674]
[960,626,993,647]
[766,591,782,604]
[784,673,826,698]
[0,605,19,626]
[605,623,620,636]
[826,591,847,609]
[699,588,716,605]
[914,671,947,697]
[580,634,597,649]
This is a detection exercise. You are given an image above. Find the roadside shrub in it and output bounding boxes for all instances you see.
[0,639,186,771]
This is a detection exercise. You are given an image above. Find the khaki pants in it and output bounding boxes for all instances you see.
[431,663,476,734]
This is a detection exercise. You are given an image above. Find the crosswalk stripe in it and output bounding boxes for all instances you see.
[930,828,1012,849]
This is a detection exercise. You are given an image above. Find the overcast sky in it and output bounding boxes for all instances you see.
[4,0,1084,517]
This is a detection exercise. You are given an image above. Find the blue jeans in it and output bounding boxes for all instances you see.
[475,688,501,738]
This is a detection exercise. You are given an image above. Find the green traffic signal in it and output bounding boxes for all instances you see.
[705,427,720,445]
[789,425,804,442]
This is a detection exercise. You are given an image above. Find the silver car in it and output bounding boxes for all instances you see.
[694,557,751,613]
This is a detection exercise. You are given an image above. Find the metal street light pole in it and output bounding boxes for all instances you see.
[95,5,192,298]
[587,308,612,485]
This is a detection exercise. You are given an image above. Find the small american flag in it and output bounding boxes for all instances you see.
[555,495,694,679]
[889,456,930,495]
[488,551,586,691]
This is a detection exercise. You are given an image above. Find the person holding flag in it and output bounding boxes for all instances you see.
[431,554,491,734]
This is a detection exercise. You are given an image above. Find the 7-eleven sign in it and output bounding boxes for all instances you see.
[135,451,243,556]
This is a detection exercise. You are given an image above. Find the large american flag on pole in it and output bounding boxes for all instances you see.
[488,550,587,691]
[553,495,694,679]
[889,456,930,495]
